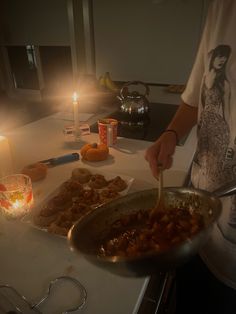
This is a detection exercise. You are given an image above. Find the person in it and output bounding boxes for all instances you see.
[145,1,236,313]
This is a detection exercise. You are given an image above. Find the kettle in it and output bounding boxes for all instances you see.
[117,81,150,121]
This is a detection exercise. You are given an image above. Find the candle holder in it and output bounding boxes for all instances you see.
[0,174,33,219]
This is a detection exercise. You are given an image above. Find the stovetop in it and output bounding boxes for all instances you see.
[90,103,186,145]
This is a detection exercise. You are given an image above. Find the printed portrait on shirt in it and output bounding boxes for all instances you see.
[191,44,235,191]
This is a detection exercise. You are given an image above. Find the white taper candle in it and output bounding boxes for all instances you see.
[0,136,13,178]
[72,92,80,140]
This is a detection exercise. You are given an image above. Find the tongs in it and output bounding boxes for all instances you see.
[0,276,87,313]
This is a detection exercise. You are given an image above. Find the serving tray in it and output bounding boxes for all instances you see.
[24,168,134,237]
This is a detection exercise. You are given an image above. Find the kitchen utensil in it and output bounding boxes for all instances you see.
[68,180,236,277]
[156,166,164,209]
[0,276,87,313]
[40,153,80,167]
[117,81,150,121]
[150,166,165,219]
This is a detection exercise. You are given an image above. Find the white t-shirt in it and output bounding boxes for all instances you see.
[182,0,236,289]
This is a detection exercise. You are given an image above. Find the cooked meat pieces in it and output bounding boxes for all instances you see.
[34,169,129,236]
[88,174,108,189]
[107,176,128,192]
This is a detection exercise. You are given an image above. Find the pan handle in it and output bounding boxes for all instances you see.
[213,180,236,198]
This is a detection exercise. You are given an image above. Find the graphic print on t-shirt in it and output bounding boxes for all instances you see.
[191,44,236,240]
[191,44,234,192]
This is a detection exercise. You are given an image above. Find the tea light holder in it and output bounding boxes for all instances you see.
[0,174,33,219]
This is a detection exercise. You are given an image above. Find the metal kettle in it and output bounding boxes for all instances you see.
[117,81,150,120]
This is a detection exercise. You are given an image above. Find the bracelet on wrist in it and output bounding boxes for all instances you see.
[162,129,179,144]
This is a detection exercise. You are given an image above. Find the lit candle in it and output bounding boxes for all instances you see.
[72,92,81,140]
[0,136,13,178]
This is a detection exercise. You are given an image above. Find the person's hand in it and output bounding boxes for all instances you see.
[145,131,177,178]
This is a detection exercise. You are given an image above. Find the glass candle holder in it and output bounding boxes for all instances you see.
[0,174,34,219]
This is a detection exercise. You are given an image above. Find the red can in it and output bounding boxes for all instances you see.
[98,118,118,146]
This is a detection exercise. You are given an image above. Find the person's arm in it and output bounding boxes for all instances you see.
[166,102,198,140]
[145,102,198,178]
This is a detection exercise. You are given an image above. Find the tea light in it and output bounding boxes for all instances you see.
[72,92,81,141]
[0,136,13,178]
[0,174,33,219]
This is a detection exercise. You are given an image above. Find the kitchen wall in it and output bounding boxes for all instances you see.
[1,0,70,46]
[0,0,211,104]
[93,0,210,85]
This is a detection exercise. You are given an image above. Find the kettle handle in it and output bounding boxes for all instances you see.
[120,81,150,98]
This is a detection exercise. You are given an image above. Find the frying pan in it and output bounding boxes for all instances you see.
[68,180,236,277]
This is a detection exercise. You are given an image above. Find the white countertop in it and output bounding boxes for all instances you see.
[1,108,196,314]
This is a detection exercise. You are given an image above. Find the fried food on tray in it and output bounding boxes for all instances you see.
[77,188,100,206]
[69,202,92,221]
[88,174,108,189]
[71,167,92,184]
[33,168,130,236]
[47,203,93,236]
[107,176,128,192]
[99,188,120,203]
[60,179,84,197]
[99,207,205,258]
[47,213,73,236]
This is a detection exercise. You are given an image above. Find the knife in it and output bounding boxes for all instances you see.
[40,152,80,166]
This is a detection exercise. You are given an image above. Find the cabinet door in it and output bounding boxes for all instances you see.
[93,0,209,85]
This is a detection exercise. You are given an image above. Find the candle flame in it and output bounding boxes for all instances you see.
[72,92,79,103]
[12,199,23,210]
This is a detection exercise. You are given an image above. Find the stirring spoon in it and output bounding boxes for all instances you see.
[156,165,164,209]
[150,166,164,220]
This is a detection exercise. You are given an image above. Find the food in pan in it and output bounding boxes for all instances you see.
[32,168,131,236]
[99,207,205,257]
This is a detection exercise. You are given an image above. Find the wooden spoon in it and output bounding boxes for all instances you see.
[156,166,164,210]
[150,166,165,220]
